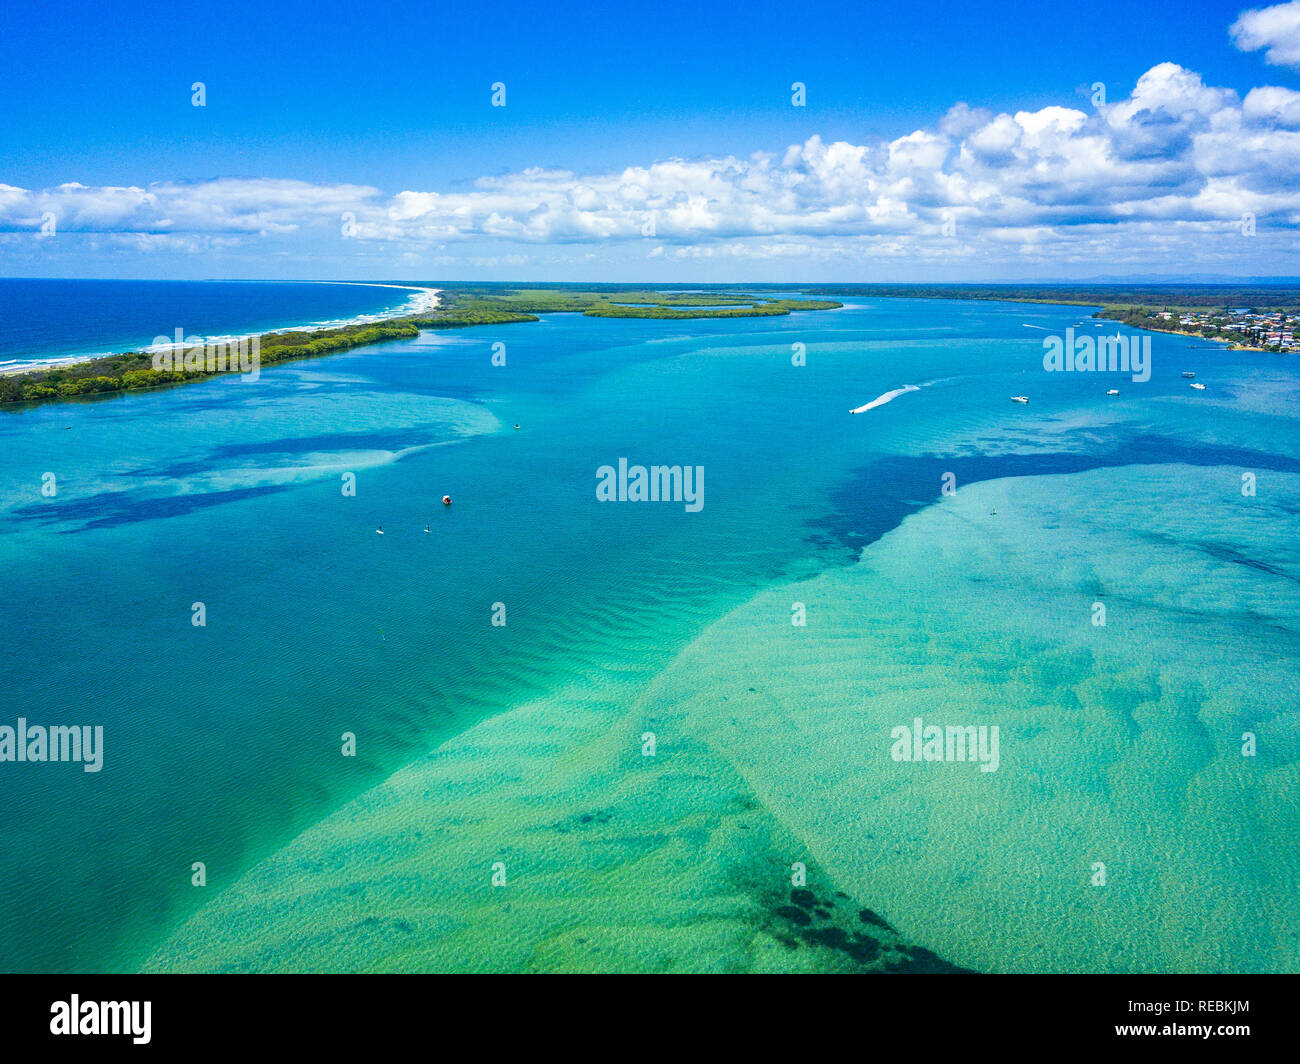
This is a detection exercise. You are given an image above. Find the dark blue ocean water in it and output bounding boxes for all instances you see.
[0,279,422,366]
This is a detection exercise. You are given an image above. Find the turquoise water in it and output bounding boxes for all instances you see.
[1,294,1297,972]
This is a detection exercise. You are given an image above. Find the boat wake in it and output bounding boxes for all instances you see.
[849,378,949,414]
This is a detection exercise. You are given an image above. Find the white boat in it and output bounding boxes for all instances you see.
[1011,395,1029,403]
[1190,382,1206,391]
[1106,389,1119,396]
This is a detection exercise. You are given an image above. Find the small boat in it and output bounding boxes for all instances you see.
[1011,395,1029,404]
[424,525,431,534]
[442,495,453,506]
[1106,389,1119,396]
[376,526,384,535]
[1182,371,1195,379]
[1190,382,1206,391]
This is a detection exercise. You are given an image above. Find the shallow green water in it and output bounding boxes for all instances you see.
[2,295,1296,972]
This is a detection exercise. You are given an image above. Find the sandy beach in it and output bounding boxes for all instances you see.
[0,283,441,377]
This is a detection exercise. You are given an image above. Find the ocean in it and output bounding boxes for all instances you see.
[0,278,432,369]
[0,284,1295,973]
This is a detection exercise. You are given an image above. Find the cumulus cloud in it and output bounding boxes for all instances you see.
[2,60,1296,269]
[1232,1,1300,69]
[1243,83,1300,125]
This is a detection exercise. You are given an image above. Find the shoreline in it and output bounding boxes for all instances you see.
[0,283,442,378]
[1103,319,1271,353]
[5,290,1294,975]
[0,288,837,407]
[3,282,1290,407]
[5,291,1276,382]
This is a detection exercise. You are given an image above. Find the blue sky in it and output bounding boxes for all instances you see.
[2,0,1299,280]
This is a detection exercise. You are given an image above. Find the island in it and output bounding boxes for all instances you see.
[5,281,1298,410]
[0,288,841,408]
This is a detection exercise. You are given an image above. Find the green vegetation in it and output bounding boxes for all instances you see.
[445,287,750,312]
[798,283,1299,349]
[7,280,1295,409]
[796,283,1300,312]
[583,297,840,319]
[0,286,840,409]
[409,286,841,319]
[0,297,538,407]
[1099,304,1297,351]
[794,283,1300,348]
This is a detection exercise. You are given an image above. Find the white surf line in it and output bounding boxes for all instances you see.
[8,284,444,375]
[1021,323,1048,330]
[307,281,442,317]
[0,354,106,377]
[147,286,444,349]
[229,281,442,334]
[849,384,921,414]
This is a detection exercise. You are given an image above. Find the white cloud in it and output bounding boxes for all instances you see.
[1243,83,1300,125]
[1232,1,1300,69]
[3,60,1297,272]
